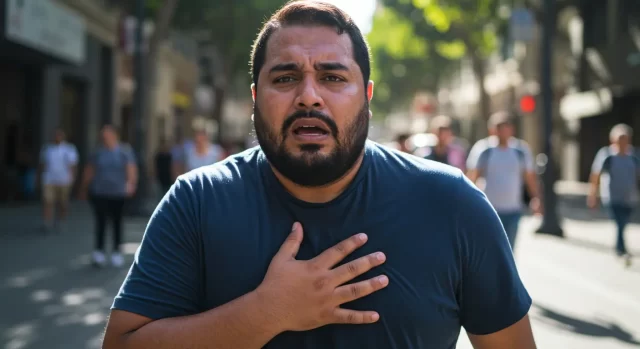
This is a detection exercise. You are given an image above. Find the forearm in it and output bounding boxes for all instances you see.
[588,173,600,197]
[127,165,138,186]
[115,291,281,349]
[524,172,539,198]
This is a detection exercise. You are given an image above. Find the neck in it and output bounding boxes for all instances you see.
[498,138,509,147]
[271,151,365,204]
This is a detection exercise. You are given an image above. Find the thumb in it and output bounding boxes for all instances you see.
[278,222,303,260]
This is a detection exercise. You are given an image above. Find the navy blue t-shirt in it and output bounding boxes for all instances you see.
[113,141,531,348]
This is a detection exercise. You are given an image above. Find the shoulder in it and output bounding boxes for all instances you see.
[177,146,263,193]
[367,141,467,198]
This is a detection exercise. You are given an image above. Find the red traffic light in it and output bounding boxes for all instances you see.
[520,95,536,113]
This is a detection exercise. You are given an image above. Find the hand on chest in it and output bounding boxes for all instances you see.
[202,218,461,328]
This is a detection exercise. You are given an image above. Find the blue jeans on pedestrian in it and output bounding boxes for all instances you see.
[498,211,522,250]
[609,204,634,255]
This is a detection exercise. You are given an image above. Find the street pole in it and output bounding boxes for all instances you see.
[127,0,151,217]
[535,0,564,237]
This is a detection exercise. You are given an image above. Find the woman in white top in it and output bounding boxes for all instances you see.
[173,129,225,177]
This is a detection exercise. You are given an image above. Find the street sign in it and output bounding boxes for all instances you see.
[510,8,535,42]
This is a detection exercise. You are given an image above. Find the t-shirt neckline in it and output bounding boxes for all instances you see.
[258,141,373,208]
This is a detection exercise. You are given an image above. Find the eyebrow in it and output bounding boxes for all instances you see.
[268,62,350,74]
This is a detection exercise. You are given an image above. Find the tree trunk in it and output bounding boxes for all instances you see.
[470,53,491,141]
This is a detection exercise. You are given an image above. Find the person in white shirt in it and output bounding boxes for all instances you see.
[39,129,79,232]
[172,128,225,177]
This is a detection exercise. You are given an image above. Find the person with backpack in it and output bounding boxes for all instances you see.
[467,112,542,250]
[588,124,639,267]
[79,125,138,268]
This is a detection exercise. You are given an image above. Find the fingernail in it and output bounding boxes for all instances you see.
[358,233,368,242]
[378,275,389,285]
[371,313,380,321]
[291,222,299,232]
[376,252,386,261]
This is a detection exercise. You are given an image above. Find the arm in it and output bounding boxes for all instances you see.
[466,145,489,184]
[102,178,282,348]
[69,146,79,184]
[104,292,281,349]
[520,143,541,213]
[455,174,535,348]
[124,147,138,196]
[587,148,608,208]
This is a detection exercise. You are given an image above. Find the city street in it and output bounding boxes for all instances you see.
[1,202,640,349]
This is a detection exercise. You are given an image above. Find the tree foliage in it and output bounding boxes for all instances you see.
[369,0,509,119]
[169,0,287,83]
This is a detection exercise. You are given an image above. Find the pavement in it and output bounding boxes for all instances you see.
[1,200,640,349]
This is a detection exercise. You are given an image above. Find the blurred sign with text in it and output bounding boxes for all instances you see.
[5,0,86,64]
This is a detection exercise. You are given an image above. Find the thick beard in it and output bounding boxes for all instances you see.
[254,102,369,187]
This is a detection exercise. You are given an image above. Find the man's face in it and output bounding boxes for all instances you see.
[101,127,117,147]
[194,131,208,145]
[496,123,514,140]
[436,127,453,145]
[616,134,631,150]
[54,130,64,143]
[252,25,373,187]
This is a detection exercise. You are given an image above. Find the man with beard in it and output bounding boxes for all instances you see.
[103,2,536,349]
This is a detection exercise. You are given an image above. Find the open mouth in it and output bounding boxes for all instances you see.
[290,118,331,137]
[293,125,329,136]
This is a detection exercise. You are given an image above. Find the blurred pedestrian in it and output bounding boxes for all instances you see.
[423,115,466,170]
[103,3,535,349]
[80,125,137,268]
[467,112,542,249]
[172,128,224,177]
[38,129,78,233]
[588,124,639,267]
[153,139,173,197]
[394,133,412,153]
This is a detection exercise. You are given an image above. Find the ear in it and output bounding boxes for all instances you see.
[366,80,374,102]
[251,83,257,102]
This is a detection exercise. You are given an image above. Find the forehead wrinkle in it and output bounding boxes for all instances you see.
[264,26,355,72]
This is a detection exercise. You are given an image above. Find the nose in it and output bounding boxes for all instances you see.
[294,76,324,110]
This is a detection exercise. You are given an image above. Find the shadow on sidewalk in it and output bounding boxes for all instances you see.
[532,303,640,345]
[557,198,640,224]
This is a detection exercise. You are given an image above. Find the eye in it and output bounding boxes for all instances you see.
[274,76,296,84]
[323,75,345,82]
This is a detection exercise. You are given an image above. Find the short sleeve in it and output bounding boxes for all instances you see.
[68,145,79,165]
[112,177,202,319]
[123,145,137,165]
[466,140,487,170]
[455,174,532,335]
[518,141,535,172]
[591,147,610,174]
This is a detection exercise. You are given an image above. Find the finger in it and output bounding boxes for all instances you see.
[331,308,380,324]
[334,275,389,304]
[312,233,368,268]
[276,222,304,260]
[331,252,386,286]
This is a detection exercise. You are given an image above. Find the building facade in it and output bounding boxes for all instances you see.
[560,0,640,182]
[0,0,120,201]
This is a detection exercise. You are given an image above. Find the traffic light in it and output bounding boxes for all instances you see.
[520,95,536,113]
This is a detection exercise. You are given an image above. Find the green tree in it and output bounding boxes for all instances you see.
[374,0,509,133]
[367,6,457,118]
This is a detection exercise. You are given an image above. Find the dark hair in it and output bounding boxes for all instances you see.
[250,0,371,89]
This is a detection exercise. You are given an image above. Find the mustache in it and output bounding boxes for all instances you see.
[281,110,339,136]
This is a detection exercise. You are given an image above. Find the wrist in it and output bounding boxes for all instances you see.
[248,288,286,337]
